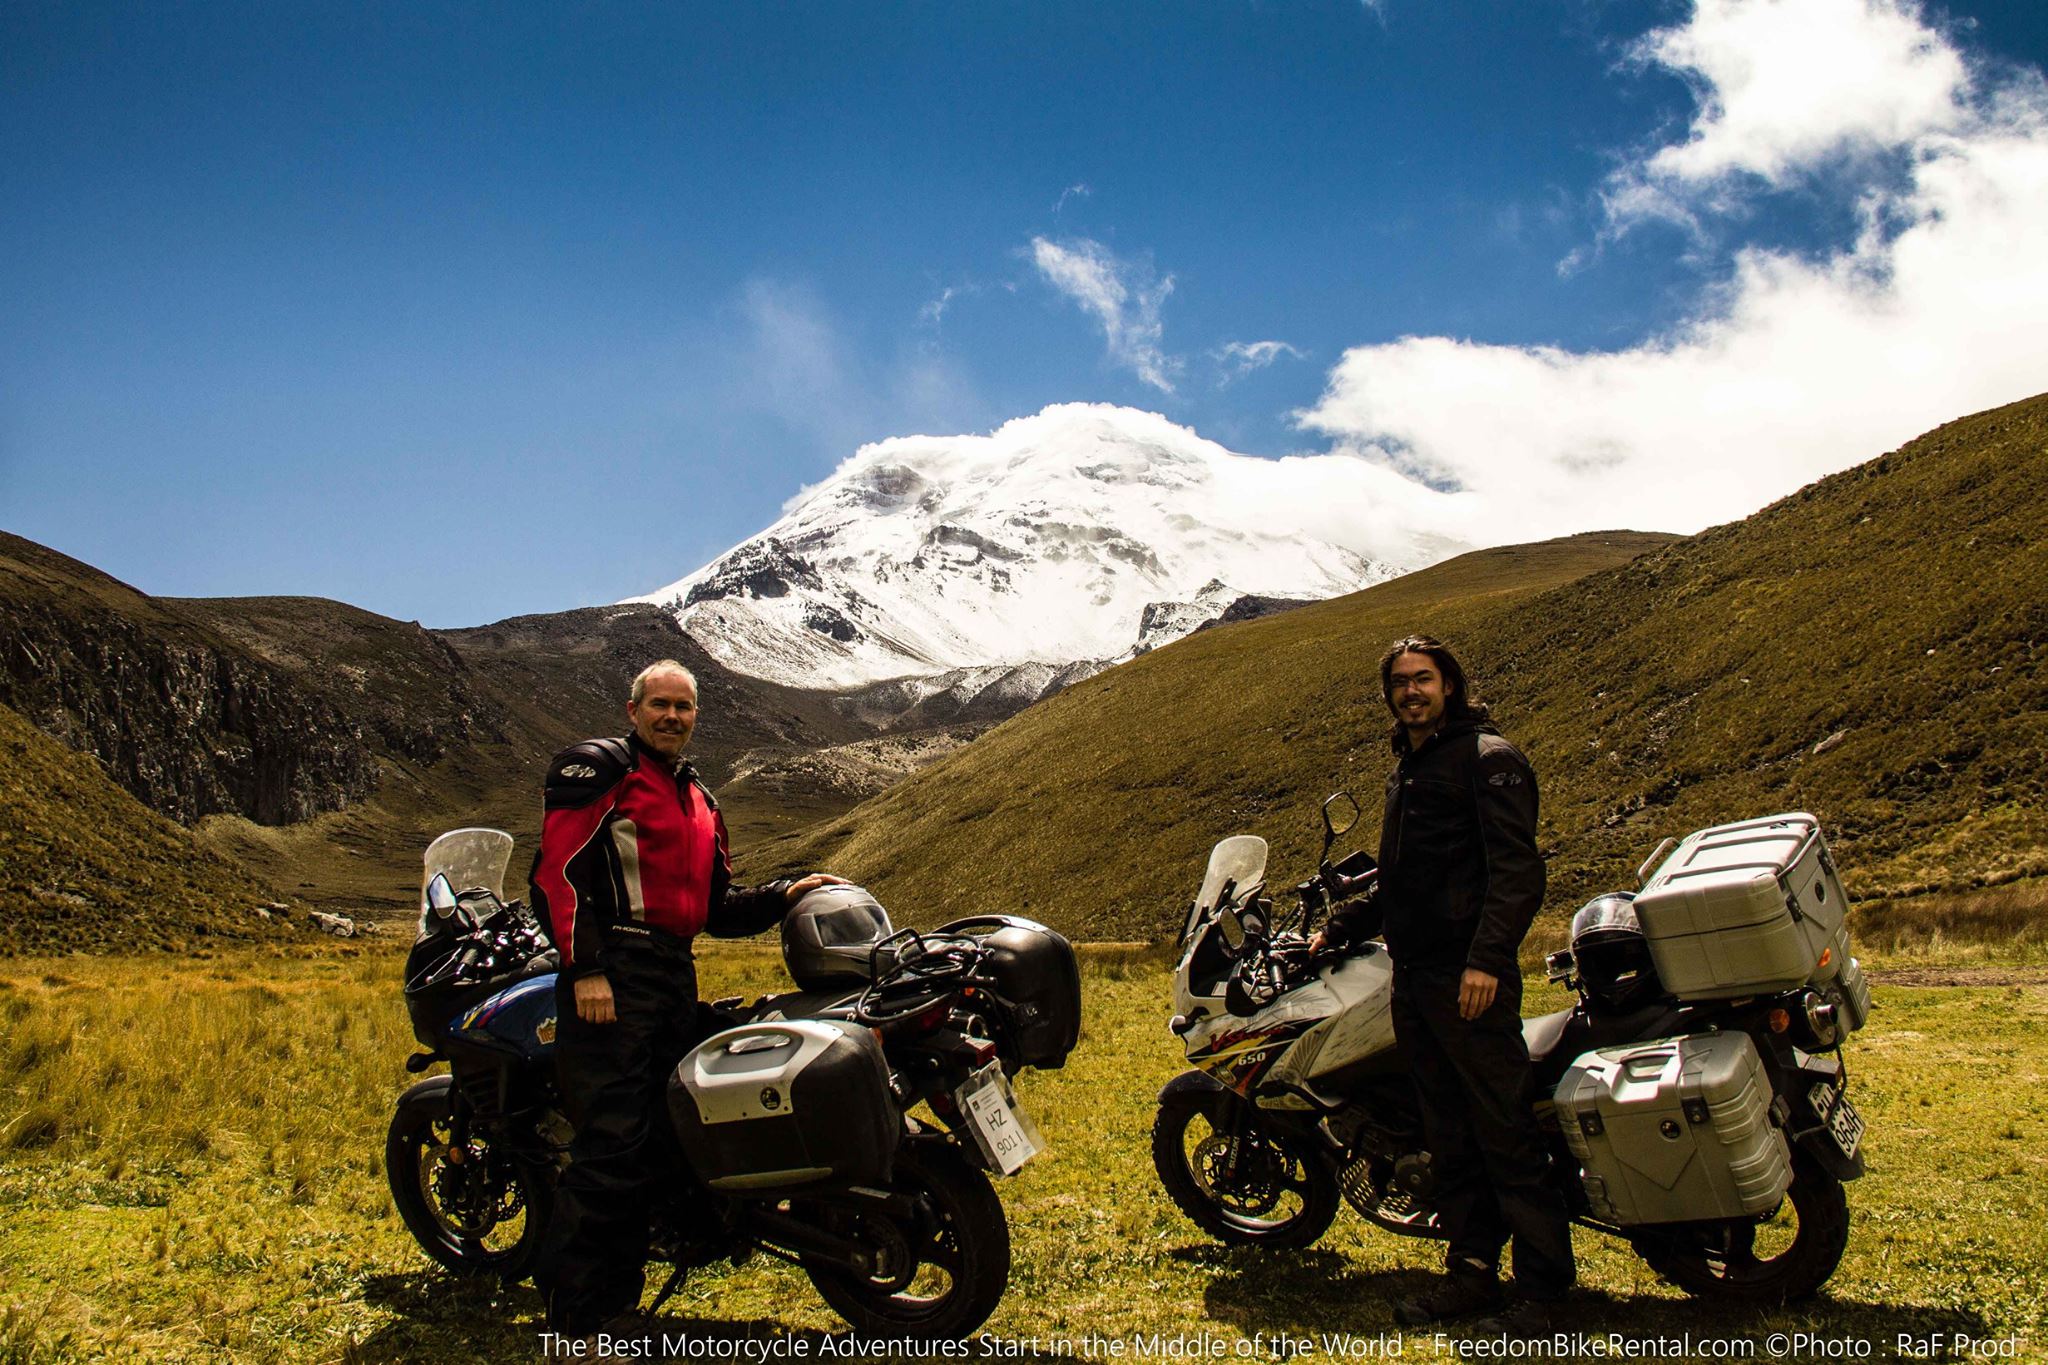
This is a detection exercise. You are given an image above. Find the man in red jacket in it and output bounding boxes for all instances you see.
[529,659,844,1336]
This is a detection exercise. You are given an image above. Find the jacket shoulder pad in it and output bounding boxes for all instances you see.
[545,738,631,807]
[1473,733,1534,780]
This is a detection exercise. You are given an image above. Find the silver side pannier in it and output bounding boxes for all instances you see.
[1557,1032,1793,1226]
[668,1020,901,1194]
[1633,812,1865,1022]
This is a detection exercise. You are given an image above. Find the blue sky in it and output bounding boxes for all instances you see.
[5,0,2046,627]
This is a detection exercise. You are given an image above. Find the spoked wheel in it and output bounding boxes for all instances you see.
[1151,1096,1338,1249]
[1631,1153,1849,1303]
[803,1141,1010,1340]
[386,1077,554,1281]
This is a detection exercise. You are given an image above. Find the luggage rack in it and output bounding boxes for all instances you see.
[856,927,993,1023]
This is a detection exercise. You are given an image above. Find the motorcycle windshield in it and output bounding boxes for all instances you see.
[1185,835,1268,941]
[421,828,515,917]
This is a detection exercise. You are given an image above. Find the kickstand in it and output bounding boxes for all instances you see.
[647,1264,688,1319]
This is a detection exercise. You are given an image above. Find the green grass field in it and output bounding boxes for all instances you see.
[3,943,2045,1363]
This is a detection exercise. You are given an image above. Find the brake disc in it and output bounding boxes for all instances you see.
[1192,1134,1283,1215]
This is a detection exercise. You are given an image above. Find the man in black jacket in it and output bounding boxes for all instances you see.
[529,659,844,1337]
[1316,636,1574,1334]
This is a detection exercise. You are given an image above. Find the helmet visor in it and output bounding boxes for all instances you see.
[812,901,891,947]
[1571,893,1640,943]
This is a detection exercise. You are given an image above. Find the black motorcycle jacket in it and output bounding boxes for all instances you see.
[529,733,790,981]
[1324,714,1545,979]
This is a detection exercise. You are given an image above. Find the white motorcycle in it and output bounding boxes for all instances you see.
[1153,796,1872,1303]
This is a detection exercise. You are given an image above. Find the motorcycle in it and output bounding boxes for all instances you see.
[387,827,1080,1339]
[1152,795,1872,1303]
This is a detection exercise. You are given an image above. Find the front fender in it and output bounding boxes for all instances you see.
[1157,1069,1231,1109]
[393,1073,456,1122]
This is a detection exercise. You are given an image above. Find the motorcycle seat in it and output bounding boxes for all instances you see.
[1524,999,1689,1092]
[1522,1008,1576,1065]
[746,986,863,1023]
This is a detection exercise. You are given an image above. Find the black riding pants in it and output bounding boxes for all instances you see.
[1391,965,1575,1301]
[534,931,703,1334]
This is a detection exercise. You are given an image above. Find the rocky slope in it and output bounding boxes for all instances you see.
[2,545,887,924]
[0,700,297,955]
[0,534,379,826]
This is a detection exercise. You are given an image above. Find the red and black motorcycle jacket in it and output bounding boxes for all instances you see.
[528,733,790,981]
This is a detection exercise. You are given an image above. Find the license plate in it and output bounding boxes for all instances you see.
[1808,1081,1864,1159]
[955,1063,1044,1176]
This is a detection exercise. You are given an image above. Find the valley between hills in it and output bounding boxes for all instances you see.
[3,392,2046,957]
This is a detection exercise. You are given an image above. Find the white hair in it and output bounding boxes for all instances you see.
[629,659,697,705]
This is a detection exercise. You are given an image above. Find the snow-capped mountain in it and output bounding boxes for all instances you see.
[629,404,1427,690]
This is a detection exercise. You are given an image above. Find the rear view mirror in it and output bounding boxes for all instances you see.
[1321,792,1361,855]
[426,873,458,918]
[1217,908,1247,952]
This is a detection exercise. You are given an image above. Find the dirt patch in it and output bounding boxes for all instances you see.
[1869,966,2048,987]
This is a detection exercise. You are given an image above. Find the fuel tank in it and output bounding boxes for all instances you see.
[447,973,560,1062]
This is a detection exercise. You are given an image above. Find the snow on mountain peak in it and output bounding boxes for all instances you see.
[630,403,1433,689]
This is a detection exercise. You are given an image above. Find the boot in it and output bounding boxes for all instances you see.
[1468,1296,1565,1339]
[1392,1266,1506,1326]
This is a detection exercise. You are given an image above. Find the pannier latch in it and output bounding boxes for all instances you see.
[1776,874,1806,923]
[1682,1099,1710,1126]
[1578,1113,1604,1138]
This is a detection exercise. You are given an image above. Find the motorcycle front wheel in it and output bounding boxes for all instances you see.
[802,1141,1010,1341]
[386,1076,554,1282]
[1630,1153,1849,1303]
[1151,1095,1338,1249]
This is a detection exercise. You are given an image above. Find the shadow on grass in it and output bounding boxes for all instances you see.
[346,1271,542,1361]
[1184,1245,1992,1351]
[1177,1245,1438,1335]
[344,1271,1076,1363]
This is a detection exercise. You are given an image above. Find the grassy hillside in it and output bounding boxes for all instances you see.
[756,393,2048,946]
[751,531,1676,935]
[0,703,295,955]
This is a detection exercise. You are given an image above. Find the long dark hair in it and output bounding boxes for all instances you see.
[1379,635,1490,726]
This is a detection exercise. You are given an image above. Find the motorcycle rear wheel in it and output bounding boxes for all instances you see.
[1152,1096,1338,1249]
[1630,1153,1849,1303]
[802,1141,1010,1341]
[386,1076,554,1282]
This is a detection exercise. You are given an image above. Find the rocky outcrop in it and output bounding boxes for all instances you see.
[0,542,380,825]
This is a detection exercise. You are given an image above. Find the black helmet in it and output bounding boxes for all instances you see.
[781,885,894,990]
[1569,892,1664,1012]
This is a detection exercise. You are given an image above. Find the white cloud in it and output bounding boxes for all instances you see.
[1623,0,1967,206]
[1029,236,1181,392]
[1300,0,2048,551]
[918,284,964,330]
[1216,339,1307,382]
[1053,182,1092,216]
[714,277,987,463]
[736,278,855,430]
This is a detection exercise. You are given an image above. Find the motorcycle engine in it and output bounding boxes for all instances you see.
[1392,1151,1437,1201]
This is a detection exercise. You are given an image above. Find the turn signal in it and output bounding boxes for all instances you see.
[1767,1008,1792,1034]
[1817,947,1833,971]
